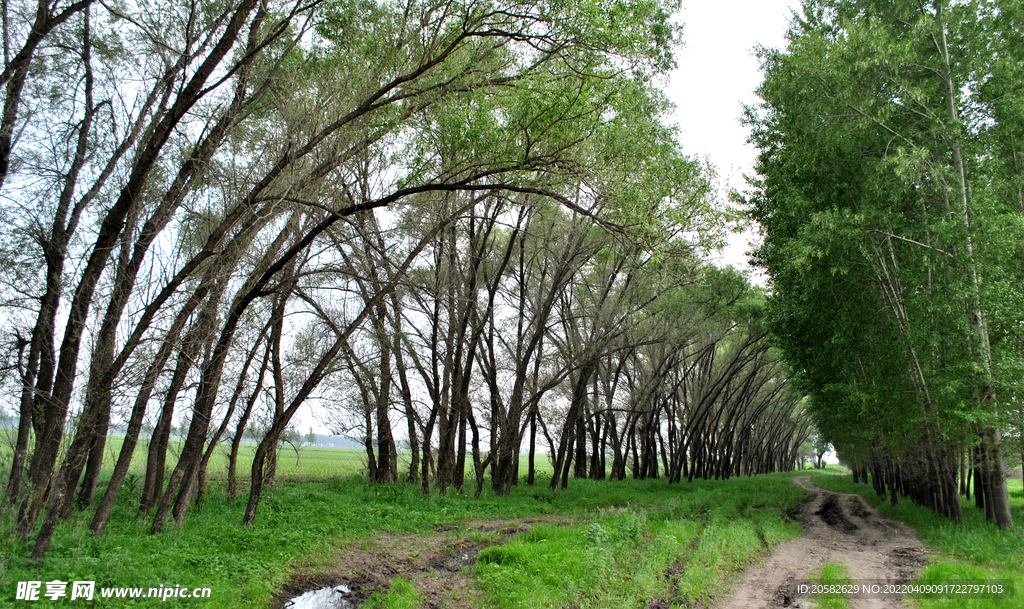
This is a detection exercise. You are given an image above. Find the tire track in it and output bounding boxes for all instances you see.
[719,476,929,609]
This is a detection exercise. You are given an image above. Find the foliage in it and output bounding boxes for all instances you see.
[746,0,1024,526]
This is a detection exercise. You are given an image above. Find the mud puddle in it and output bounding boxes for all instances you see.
[284,583,356,609]
[720,476,929,609]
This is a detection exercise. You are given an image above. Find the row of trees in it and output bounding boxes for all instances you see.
[748,0,1022,528]
[0,0,809,564]
[321,218,810,497]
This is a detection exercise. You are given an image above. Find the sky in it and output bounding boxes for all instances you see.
[664,0,800,276]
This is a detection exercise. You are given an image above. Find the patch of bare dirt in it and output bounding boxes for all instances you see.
[718,476,929,609]
[271,516,570,609]
[815,494,860,534]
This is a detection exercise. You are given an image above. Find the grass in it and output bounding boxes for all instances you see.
[0,447,810,608]
[473,475,804,609]
[811,471,1024,609]
[0,473,549,608]
[363,576,422,609]
[7,434,1017,608]
[809,562,851,609]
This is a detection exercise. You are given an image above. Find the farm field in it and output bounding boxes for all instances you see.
[0,434,551,487]
[0,433,380,485]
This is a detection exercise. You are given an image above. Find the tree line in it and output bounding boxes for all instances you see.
[0,0,809,564]
[748,0,1022,529]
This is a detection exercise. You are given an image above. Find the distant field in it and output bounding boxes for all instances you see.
[0,431,556,487]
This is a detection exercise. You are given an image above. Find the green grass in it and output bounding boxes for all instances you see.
[809,562,851,609]
[474,475,804,609]
[363,576,422,609]
[1,462,808,608]
[811,471,1023,609]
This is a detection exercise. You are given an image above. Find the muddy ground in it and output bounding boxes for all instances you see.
[720,476,929,609]
[272,517,571,609]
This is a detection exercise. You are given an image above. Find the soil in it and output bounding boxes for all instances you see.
[271,517,572,609]
[719,476,929,609]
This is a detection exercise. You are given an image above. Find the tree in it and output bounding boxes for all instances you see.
[811,433,831,470]
[280,427,305,465]
[0,0,816,567]
[747,0,1019,527]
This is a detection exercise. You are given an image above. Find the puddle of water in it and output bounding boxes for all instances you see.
[284,584,357,609]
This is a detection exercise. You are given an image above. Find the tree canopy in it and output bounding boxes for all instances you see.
[746,0,1022,528]
[0,0,812,564]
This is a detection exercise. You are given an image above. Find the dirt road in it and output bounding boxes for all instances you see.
[719,476,929,609]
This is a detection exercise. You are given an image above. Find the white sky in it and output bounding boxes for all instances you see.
[665,0,799,276]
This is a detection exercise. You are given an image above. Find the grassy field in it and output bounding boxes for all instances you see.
[2,438,1020,608]
[0,432,385,484]
[0,432,559,488]
[811,472,1024,609]
[0,440,809,608]
[472,475,803,608]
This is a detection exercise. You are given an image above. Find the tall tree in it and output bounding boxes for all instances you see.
[747,0,1017,527]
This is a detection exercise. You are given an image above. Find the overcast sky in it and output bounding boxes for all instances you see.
[665,0,799,274]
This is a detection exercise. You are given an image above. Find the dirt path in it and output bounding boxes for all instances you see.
[275,516,572,609]
[719,476,929,609]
